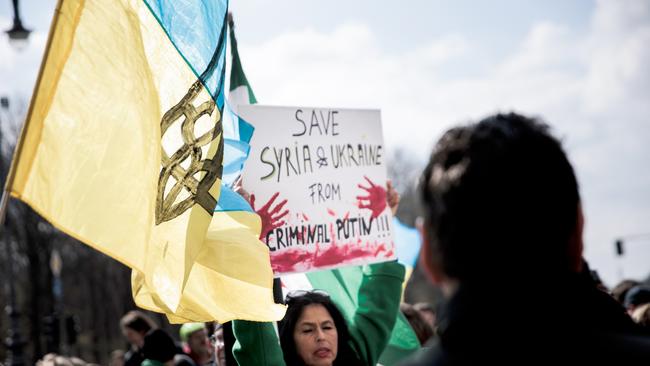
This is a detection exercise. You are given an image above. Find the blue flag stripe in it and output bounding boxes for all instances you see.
[143,0,228,107]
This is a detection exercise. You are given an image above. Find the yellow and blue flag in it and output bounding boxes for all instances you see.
[6,0,284,323]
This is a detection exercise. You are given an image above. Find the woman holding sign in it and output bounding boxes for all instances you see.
[231,182,404,366]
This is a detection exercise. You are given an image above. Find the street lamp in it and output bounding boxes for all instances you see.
[614,233,650,257]
[614,233,650,281]
[5,0,31,50]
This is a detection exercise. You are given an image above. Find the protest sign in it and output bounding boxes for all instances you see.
[240,105,396,275]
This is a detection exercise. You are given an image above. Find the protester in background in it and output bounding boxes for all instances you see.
[623,286,650,316]
[232,182,405,366]
[280,290,365,365]
[413,302,436,332]
[210,323,226,366]
[611,279,641,304]
[141,328,178,366]
[403,113,650,365]
[36,353,95,366]
[234,262,404,366]
[119,310,157,366]
[109,350,125,366]
[175,323,214,366]
[400,303,434,345]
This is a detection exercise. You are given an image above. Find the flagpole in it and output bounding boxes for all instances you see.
[0,0,65,228]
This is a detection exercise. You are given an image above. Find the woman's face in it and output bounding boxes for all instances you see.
[123,327,146,348]
[293,304,338,366]
[213,328,226,366]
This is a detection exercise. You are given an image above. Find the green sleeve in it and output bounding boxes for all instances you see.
[232,320,287,366]
[348,260,406,366]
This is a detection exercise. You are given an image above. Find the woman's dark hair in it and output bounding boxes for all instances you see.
[279,291,361,366]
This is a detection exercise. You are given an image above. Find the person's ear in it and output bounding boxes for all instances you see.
[417,217,444,285]
[567,203,584,273]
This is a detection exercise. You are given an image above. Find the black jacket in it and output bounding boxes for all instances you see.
[401,272,650,365]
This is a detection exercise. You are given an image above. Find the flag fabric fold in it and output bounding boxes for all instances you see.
[220,15,258,187]
[7,0,283,323]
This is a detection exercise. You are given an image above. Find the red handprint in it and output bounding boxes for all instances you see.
[251,192,289,241]
[356,176,387,219]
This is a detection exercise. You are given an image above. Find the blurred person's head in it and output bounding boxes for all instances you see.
[279,290,358,366]
[401,303,434,345]
[631,303,650,328]
[211,323,226,366]
[623,286,650,315]
[109,349,125,366]
[180,322,213,363]
[419,113,582,291]
[413,302,436,329]
[36,354,92,366]
[612,280,641,304]
[120,310,157,349]
[141,329,177,366]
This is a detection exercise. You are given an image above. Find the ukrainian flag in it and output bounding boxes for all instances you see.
[6,0,284,323]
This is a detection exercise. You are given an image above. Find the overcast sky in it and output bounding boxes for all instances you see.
[1,0,649,286]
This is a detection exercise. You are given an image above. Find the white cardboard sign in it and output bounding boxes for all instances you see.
[240,105,395,275]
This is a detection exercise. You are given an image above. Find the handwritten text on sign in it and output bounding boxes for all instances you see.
[240,106,395,276]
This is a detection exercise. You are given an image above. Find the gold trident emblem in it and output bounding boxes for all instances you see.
[155,19,227,225]
[155,79,223,225]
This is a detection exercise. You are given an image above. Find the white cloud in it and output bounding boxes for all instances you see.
[240,0,650,285]
[497,22,578,77]
[591,0,650,35]
[581,0,650,115]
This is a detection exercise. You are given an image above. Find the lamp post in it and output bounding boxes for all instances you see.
[614,233,650,281]
[5,0,31,50]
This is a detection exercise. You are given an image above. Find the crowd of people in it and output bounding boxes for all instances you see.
[37,113,650,365]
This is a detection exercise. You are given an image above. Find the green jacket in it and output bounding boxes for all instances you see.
[232,260,406,365]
